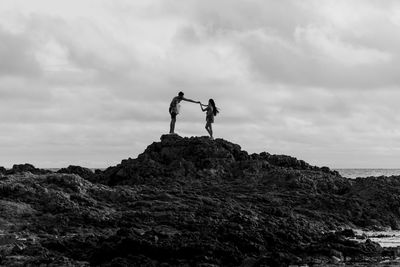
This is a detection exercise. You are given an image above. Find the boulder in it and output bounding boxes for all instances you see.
[57,165,94,180]
[8,164,51,175]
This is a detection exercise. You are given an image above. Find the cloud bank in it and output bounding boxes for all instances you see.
[1,0,400,168]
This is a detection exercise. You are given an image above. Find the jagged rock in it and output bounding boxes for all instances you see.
[100,135,345,191]
[0,166,6,175]
[0,135,397,265]
[8,163,51,175]
[57,165,94,180]
[339,229,356,238]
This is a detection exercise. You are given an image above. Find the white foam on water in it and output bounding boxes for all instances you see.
[352,229,400,247]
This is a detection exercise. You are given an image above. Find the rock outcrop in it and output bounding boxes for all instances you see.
[8,163,52,175]
[57,165,95,181]
[0,135,399,266]
[102,135,343,188]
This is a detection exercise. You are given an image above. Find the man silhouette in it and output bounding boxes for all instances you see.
[169,91,199,134]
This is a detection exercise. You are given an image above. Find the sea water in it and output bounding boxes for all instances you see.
[335,169,400,179]
[335,170,400,249]
[352,229,400,248]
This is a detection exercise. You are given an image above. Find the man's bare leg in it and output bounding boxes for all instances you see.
[170,118,176,134]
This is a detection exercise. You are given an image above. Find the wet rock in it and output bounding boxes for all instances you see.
[330,249,344,261]
[361,238,382,255]
[339,229,356,238]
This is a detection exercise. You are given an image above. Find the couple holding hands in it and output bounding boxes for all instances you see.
[169,91,219,139]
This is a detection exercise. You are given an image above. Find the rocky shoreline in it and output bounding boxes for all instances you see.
[1,134,400,266]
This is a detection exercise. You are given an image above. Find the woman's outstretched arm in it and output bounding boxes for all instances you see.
[199,103,207,111]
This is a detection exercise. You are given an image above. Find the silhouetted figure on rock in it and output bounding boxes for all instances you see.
[200,99,219,140]
[169,91,200,134]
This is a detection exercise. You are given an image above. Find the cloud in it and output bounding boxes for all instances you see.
[0,26,42,77]
[166,0,400,89]
[0,0,400,168]
[237,25,397,89]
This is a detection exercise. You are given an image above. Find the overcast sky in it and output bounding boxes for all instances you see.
[1,0,400,168]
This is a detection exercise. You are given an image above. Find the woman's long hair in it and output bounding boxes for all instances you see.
[209,99,219,116]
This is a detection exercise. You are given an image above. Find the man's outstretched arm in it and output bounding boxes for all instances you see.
[182,97,200,104]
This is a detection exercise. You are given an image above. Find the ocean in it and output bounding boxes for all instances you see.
[336,170,400,251]
[335,169,400,179]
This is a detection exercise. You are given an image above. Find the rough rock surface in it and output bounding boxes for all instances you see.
[57,165,95,181]
[0,135,399,266]
[7,163,52,175]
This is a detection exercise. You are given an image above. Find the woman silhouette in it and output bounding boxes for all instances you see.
[200,99,219,140]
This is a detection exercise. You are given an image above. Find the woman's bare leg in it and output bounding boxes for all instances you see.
[209,123,213,139]
[205,122,213,139]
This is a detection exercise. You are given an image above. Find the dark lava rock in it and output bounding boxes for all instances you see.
[339,229,356,238]
[57,165,94,180]
[8,163,51,175]
[100,135,347,191]
[0,135,397,266]
[0,166,6,175]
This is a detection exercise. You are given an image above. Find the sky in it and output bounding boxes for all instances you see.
[1,0,400,168]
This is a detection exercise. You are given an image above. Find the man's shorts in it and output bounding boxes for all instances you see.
[169,107,177,119]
